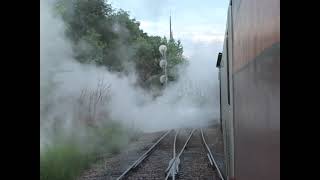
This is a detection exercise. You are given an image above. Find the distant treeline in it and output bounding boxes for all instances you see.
[54,0,187,89]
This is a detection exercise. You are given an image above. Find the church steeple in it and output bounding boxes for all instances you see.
[169,13,173,41]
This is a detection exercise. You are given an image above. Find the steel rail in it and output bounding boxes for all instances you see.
[200,128,225,180]
[165,129,179,180]
[116,130,172,180]
[165,129,196,180]
[173,129,178,158]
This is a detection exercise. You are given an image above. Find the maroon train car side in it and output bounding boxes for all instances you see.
[216,0,279,180]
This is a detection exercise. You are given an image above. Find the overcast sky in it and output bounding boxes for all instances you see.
[109,0,229,60]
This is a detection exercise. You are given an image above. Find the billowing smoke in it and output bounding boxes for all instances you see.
[40,0,219,150]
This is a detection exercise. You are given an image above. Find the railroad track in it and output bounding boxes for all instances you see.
[116,128,224,180]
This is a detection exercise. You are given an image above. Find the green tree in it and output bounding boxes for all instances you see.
[54,0,187,88]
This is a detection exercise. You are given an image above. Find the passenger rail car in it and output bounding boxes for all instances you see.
[216,0,279,180]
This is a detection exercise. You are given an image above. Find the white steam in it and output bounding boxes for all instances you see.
[40,0,219,149]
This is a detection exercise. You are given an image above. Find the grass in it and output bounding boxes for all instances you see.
[40,142,94,180]
[40,121,139,180]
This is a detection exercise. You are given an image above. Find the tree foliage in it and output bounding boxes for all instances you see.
[54,0,187,88]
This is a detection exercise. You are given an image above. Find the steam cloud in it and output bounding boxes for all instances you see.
[40,0,220,150]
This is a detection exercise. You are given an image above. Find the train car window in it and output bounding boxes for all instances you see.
[216,52,222,68]
[226,33,230,105]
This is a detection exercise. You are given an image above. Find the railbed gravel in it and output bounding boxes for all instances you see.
[78,126,225,180]
[78,131,165,180]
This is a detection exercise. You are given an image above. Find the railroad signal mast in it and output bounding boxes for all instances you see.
[159,14,174,87]
[159,45,168,88]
